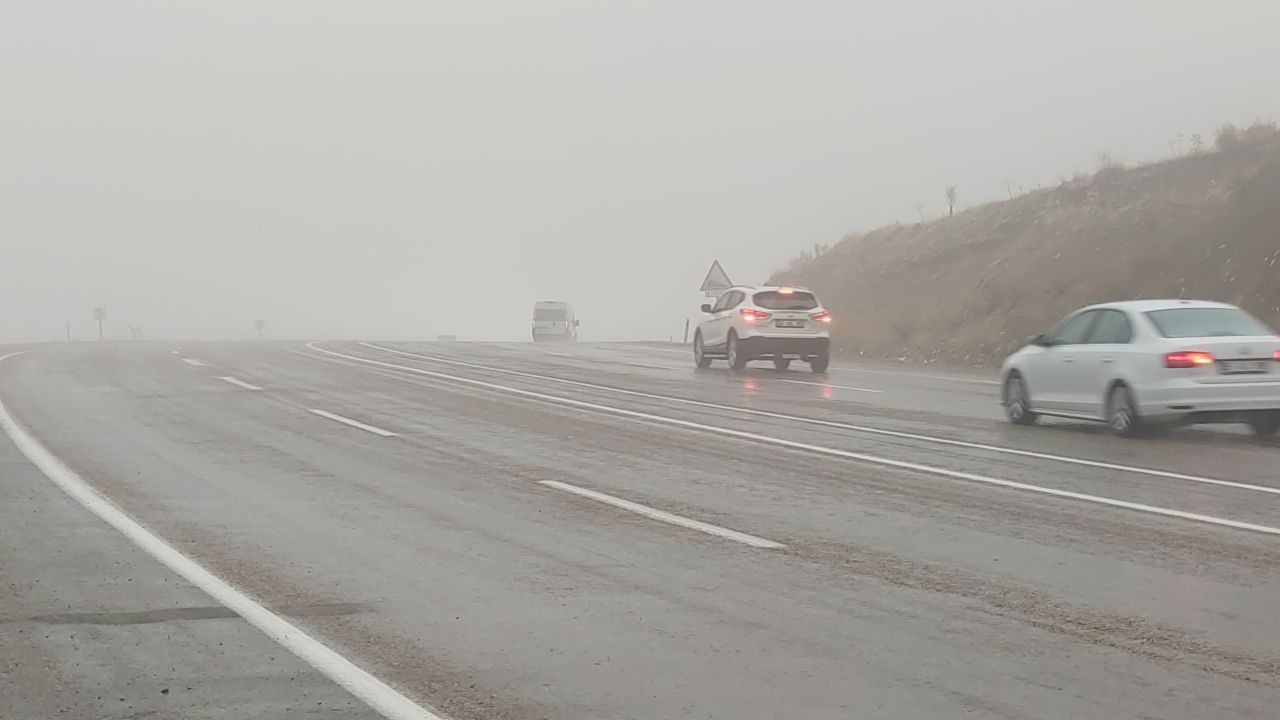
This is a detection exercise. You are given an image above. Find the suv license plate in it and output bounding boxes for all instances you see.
[775,319,805,328]
[1219,360,1269,374]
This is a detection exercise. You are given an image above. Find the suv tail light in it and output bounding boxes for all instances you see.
[1165,351,1214,368]
[740,308,772,323]
[809,311,832,324]
[1274,349,1280,361]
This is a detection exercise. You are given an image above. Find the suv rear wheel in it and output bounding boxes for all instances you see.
[809,352,829,374]
[773,357,791,371]
[727,333,748,371]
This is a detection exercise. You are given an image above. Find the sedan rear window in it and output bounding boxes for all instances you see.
[1145,308,1272,338]
[753,291,818,310]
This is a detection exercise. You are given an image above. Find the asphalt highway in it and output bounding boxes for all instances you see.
[2,341,1278,719]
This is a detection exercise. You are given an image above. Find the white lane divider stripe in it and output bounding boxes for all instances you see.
[778,379,882,393]
[358,342,1280,498]
[539,480,784,549]
[543,351,576,358]
[181,358,206,367]
[308,409,398,437]
[218,376,262,391]
[831,366,1000,386]
[0,353,444,720]
[311,343,1280,537]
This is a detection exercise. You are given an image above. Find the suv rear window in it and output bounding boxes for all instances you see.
[753,291,818,311]
[1145,308,1272,338]
[534,309,568,321]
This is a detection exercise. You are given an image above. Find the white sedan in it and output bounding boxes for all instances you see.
[1000,299,1280,436]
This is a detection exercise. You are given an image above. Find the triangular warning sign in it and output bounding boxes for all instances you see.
[699,260,733,294]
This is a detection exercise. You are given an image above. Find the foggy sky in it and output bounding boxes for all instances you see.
[3,1,1278,342]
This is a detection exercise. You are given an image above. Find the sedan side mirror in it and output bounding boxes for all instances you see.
[574,320,580,327]
[700,304,712,313]
[1030,334,1054,347]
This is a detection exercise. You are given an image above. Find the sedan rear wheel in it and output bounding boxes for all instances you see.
[1249,411,1280,438]
[1107,384,1143,437]
[773,357,791,371]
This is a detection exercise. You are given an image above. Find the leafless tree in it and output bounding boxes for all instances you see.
[944,186,957,217]
[1190,133,1205,153]
[916,204,926,222]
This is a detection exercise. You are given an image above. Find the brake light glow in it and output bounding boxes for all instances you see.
[1274,349,1280,361]
[1165,351,1214,368]
[778,287,794,294]
[809,311,832,324]
[740,308,772,323]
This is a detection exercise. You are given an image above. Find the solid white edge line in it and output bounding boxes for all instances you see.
[778,378,882,393]
[628,345,689,356]
[543,351,576,358]
[182,358,206,367]
[632,344,1000,384]
[358,342,1280,498]
[308,408,398,437]
[218,376,263,391]
[539,480,785,549]
[311,343,1280,537]
[623,361,681,370]
[0,352,443,720]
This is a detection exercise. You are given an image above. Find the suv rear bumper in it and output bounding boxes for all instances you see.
[738,335,829,359]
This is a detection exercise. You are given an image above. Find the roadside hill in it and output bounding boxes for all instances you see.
[770,123,1280,366]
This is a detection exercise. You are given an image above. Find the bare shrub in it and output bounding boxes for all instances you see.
[1216,123,1242,151]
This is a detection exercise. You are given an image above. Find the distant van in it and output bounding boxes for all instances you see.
[532,301,579,342]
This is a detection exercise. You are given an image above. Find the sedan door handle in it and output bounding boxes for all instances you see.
[1101,357,1115,364]
[1061,357,1075,363]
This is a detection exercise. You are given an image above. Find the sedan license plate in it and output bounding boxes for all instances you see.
[1219,360,1269,374]
[775,319,806,328]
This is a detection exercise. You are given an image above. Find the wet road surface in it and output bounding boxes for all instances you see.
[2,341,1278,719]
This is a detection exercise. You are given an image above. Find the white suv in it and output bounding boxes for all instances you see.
[693,285,832,372]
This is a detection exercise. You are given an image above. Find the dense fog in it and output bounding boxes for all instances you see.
[3,1,1278,342]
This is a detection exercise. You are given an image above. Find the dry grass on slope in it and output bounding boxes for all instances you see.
[773,125,1280,366]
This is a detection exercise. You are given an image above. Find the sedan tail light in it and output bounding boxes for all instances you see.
[809,311,832,324]
[1165,351,1215,368]
[740,308,772,323]
[1274,349,1280,361]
